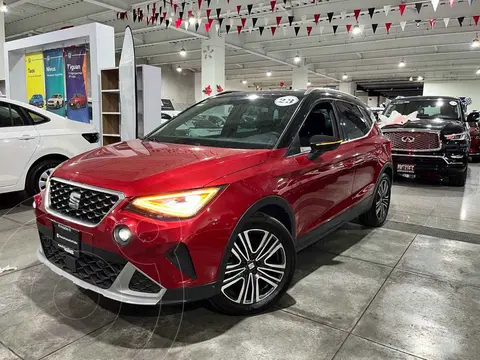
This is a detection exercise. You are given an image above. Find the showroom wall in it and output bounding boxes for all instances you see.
[158,66,195,111]
[423,80,480,111]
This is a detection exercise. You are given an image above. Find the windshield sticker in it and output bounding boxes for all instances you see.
[449,101,457,106]
[275,96,299,107]
[378,110,419,128]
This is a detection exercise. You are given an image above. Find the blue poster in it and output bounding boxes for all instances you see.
[65,46,89,123]
[44,49,66,116]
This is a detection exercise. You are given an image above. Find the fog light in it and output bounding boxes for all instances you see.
[113,225,133,245]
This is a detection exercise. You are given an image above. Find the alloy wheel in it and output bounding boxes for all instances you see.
[221,229,286,305]
[375,178,390,222]
[38,168,54,191]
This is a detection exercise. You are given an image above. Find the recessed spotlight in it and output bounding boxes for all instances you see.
[0,4,7,12]
[417,75,424,81]
[294,54,301,63]
[342,73,348,80]
[266,71,272,77]
[242,80,247,84]
[179,48,186,57]
[307,81,311,86]
[176,65,182,73]
[398,60,406,68]
[472,38,480,48]
[409,76,413,81]
[476,69,480,75]
[352,24,362,35]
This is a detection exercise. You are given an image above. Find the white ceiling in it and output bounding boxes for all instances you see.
[4,0,480,95]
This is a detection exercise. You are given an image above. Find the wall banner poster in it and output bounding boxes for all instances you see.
[65,46,89,123]
[25,52,46,109]
[44,49,66,116]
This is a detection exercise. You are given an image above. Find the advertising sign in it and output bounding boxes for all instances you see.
[25,52,46,109]
[65,46,89,123]
[44,49,66,116]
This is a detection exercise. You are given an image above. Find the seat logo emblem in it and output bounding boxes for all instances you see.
[401,136,415,143]
[68,192,81,210]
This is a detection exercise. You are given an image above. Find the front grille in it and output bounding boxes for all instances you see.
[48,179,120,225]
[383,131,440,151]
[129,271,161,293]
[40,234,126,289]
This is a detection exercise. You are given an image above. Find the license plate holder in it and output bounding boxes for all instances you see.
[53,222,81,258]
[397,163,415,174]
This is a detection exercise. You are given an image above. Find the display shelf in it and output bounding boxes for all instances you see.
[102,111,121,115]
[103,135,121,145]
[101,68,119,90]
[103,133,120,137]
[101,89,120,93]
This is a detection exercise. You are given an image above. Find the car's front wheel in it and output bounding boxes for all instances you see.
[209,213,295,315]
[359,172,391,227]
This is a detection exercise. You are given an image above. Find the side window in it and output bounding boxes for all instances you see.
[10,105,25,126]
[359,106,374,128]
[28,111,49,124]
[0,103,11,127]
[297,102,336,148]
[336,101,370,140]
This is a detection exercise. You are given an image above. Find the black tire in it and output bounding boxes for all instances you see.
[448,169,467,187]
[359,173,391,227]
[209,213,296,315]
[25,159,63,196]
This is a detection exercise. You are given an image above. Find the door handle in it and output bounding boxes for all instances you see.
[19,135,35,140]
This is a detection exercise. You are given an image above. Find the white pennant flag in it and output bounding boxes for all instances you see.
[400,21,406,31]
[229,18,233,27]
[319,26,324,35]
[226,9,231,17]
[198,17,203,26]
[431,0,439,11]
[216,23,220,32]
[258,2,263,11]
[341,11,346,19]
[184,20,189,30]
[264,17,269,26]
[384,5,390,16]
[443,17,450,27]
[359,24,365,33]
[301,15,307,23]
[282,26,287,36]
[248,26,253,34]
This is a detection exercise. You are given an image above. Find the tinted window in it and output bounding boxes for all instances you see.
[298,102,336,147]
[0,103,11,127]
[28,111,49,124]
[385,99,460,120]
[11,106,24,126]
[336,101,370,140]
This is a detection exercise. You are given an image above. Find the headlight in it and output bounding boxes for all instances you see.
[128,187,222,219]
[445,132,467,141]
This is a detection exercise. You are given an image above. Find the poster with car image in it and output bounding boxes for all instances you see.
[65,46,89,123]
[43,48,66,116]
[25,52,46,109]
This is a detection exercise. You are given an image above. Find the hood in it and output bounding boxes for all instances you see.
[53,139,271,197]
[382,118,465,133]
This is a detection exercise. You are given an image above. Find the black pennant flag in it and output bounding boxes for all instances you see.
[458,16,465,26]
[180,11,184,19]
[332,25,338,34]
[283,0,287,4]
[288,15,294,26]
[225,24,231,33]
[165,18,170,27]
[252,17,258,27]
[154,12,159,22]
[247,4,253,15]
[294,26,300,36]
[159,16,164,25]
[372,23,378,33]
[218,17,224,27]
[133,9,137,22]
[415,3,422,13]
[139,10,144,22]
[207,0,211,7]
[368,7,375,18]
[163,0,166,8]
[216,8,221,18]
[259,26,265,35]
[182,2,186,11]
[327,12,334,23]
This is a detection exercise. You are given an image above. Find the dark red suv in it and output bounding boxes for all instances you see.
[34,89,392,315]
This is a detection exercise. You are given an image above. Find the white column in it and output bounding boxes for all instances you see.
[201,31,225,99]
[0,11,5,82]
[292,65,308,90]
[339,81,357,95]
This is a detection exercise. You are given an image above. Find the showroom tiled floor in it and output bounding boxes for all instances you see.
[1,166,480,360]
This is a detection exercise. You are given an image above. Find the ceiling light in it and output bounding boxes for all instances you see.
[0,4,7,12]
[294,54,301,63]
[307,81,311,86]
[409,76,413,81]
[176,65,182,73]
[476,69,480,75]
[266,71,272,77]
[352,24,362,35]
[417,75,424,81]
[242,80,247,84]
[342,73,348,80]
[472,38,480,48]
[398,60,406,68]
[179,48,186,57]
[188,16,196,25]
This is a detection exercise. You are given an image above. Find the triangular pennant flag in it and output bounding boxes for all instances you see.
[327,12,334,23]
[205,22,211,32]
[430,19,436,28]
[188,10,193,17]
[431,0,439,12]
[270,0,276,12]
[226,9,230,17]
[384,5,390,16]
[241,18,246,27]
[372,23,378,33]
[354,9,361,21]
[195,22,199,31]
[415,3,422,13]
[282,26,287,36]
[225,24,231,33]
[179,11,184,19]
[175,17,182,28]
[184,20,189,29]
[206,8,211,18]
[368,7,375,18]
[247,4,253,15]
[163,0,166,9]
[237,25,242,34]
[182,2,186,11]
[218,17,224,27]
[294,26,300,36]
[159,16,164,24]
[474,15,480,25]
[450,0,454,7]
[208,17,213,27]
[271,26,277,35]
[133,9,137,22]
[229,18,233,27]
[248,26,253,34]
[359,24,365,32]
[443,17,450,27]
[276,16,282,26]
[288,15,294,26]
[400,21,406,31]
[215,23,220,32]
[174,3,178,13]
[399,4,406,16]
[198,17,203,26]
[332,25,338,34]
[198,0,202,9]
[346,24,352,33]
[319,26,324,34]
[165,18,170,27]
[207,0,211,7]
[216,8,221,18]
[314,14,320,25]
[259,26,265,35]
[252,17,258,27]
[236,5,241,14]
[385,22,392,33]
[458,16,464,26]
[341,11,346,19]
[306,26,312,36]
[264,17,269,26]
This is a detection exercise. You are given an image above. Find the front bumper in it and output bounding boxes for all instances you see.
[392,153,467,176]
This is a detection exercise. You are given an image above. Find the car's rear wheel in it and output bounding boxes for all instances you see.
[26,159,62,196]
[209,213,295,315]
[359,173,391,227]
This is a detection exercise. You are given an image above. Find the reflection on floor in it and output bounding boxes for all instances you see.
[1,164,480,359]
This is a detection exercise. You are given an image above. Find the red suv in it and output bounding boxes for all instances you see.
[68,93,87,109]
[35,90,392,315]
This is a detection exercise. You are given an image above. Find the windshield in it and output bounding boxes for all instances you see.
[147,94,303,149]
[385,99,461,121]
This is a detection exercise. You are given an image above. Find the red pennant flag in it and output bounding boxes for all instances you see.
[385,22,392,33]
[474,15,480,25]
[175,17,182,28]
[188,10,193,17]
[346,24,352,33]
[271,26,277,35]
[306,26,312,35]
[174,3,178,13]
[241,17,246,27]
[206,8,211,18]
[276,16,282,26]
[450,0,454,6]
[270,0,276,12]
[354,9,361,21]
[205,23,211,32]
[399,4,406,16]
[208,18,213,26]
[237,25,243,34]
[314,14,320,25]
[430,19,436,28]
[198,0,202,9]
[236,5,241,14]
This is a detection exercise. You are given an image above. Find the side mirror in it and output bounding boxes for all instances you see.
[308,135,342,160]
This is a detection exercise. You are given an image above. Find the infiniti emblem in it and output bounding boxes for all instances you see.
[68,192,81,210]
[401,136,415,143]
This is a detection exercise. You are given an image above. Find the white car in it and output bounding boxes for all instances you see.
[47,94,64,109]
[0,98,99,196]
